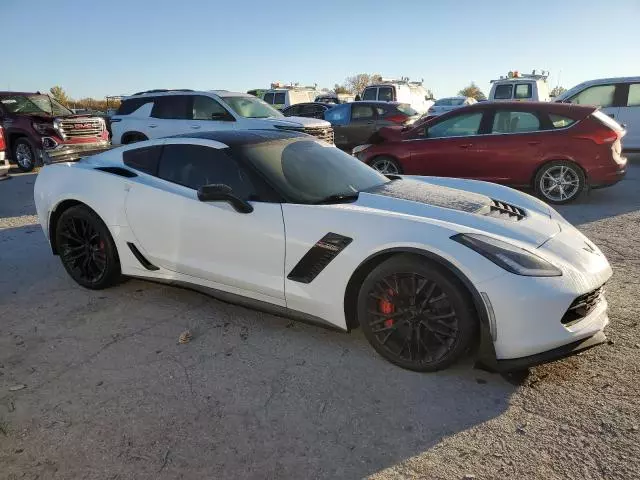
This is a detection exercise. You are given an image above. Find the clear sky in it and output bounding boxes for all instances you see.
[2,0,639,99]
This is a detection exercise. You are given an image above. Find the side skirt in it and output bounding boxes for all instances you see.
[127,275,347,333]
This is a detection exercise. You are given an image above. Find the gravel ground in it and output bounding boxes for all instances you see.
[0,163,639,480]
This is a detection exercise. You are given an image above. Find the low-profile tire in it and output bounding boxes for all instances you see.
[369,156,402,175]
[357,254,477,372]
[534,161,585,204]
[55,205,122,290]
[13,138,37,172]
[122,132,148,145]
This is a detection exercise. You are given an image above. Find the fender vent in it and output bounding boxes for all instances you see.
[288,233,352,283]
[95,166,138,178]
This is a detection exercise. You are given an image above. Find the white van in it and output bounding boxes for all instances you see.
[262,86,319,110]
[488,71,550,102]
[554,76,640,150]
[361,79,434,114]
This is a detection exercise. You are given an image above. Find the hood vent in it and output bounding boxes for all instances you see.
[484,199,526,221]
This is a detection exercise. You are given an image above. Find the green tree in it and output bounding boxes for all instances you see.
[458,82,486,101]
[49,86,70,105]
[550,86,567,98]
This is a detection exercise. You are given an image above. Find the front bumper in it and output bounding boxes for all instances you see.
[42,141,111,164]
[0,151,9,176]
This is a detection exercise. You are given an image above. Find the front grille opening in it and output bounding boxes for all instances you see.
[483,199,526,221]
[561,285,605,326]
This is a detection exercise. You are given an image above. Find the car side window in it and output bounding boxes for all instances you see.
[548,114,575,128]
[192,96,233,121]
[568,85,616,107]
[427,112,483,138]
[351,105,375,120]
[362,88,377,101]
[283,105,298,116]
[117,98,152,115]
[493,84,513,100]
[150,95,190,119]
[492,111,540,133]
[123,145,162,175]
[324,104,349,125]
[378,87,393,102]
[514,84,532,99]
[158,144,256,199]
[627,84,640,107]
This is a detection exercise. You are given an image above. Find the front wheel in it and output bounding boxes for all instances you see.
[369,156,402,175]
[534,161,585,204]
[55,205,122,289]
[357,255,477,372]
[13,138,37,172]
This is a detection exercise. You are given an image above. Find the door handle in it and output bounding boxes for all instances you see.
[459,144,473,149]
[190,125,201,129]
[148,124,157,128]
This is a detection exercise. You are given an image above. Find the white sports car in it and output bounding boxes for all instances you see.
[34,130,612,372]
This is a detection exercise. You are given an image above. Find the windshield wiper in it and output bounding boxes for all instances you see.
[312,193,359,205]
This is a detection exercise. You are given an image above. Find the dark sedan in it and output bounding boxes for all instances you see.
[282,102,333,120]
[323,101,419,151]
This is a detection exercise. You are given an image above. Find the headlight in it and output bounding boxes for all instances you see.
[32,122,51,134]
[452,233,562,277]
[352,144,372,156]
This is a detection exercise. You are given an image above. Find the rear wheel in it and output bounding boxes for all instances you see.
[357,255,477,372]
[370,156,401,175]
[534,161,585,204]
[55,205,122,289]
[13,138,37,172]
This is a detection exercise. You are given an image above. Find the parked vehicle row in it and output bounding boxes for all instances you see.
[0,91,109,172]
[353,101,627,204]
[361,78,434,114]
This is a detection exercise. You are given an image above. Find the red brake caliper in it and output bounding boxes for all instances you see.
[379,289,395,328]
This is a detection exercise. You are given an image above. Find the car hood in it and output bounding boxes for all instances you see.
[265,116,332,128]
[354,177,559,247]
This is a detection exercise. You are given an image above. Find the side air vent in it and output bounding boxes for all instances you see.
[561,285,605,327]
[484,199,525,221]
[288,233,353,283]
[95,166,138,178]
[127,242,159,270]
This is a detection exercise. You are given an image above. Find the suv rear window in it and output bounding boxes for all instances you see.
[274,92,286,105]
[362,88,377,101]
[514,84,532,99]
[493,84,513,100]
[378,87,394,102]
[117,98,152,115]
[263,92,275,104]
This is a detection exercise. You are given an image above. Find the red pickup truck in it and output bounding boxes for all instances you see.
[0,91,109,171]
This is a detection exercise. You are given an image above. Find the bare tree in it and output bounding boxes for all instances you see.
[550,86,567,98]
[49,86,70,105]
[345,73,382,95]
[458,82,486,101]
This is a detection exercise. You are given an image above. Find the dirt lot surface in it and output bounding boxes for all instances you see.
[1,163,639,480]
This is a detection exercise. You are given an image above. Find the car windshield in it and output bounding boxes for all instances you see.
[233,138,390,203]
[0,94,72,115]
[223,96,283,119]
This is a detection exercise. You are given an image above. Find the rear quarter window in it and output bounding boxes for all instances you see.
[548,114,575,128]
[123,145,162,175]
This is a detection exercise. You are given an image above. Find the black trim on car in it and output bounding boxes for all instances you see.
[95,166,138,178]
[288,233,353,283]
[494,331,607,371]
[127,242,159,271]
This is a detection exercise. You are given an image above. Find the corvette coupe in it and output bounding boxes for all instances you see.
[34,130,612,372]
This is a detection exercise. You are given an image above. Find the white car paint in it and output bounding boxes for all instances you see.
[489,78,550,102]
[362,82,434,115]
[428,97,477,117]
[111,90,331,145]
[34,139,612,367]
[555,76,640,150]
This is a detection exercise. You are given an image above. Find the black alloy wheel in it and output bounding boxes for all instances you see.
[358,255,476,371]
[55,205,122,289]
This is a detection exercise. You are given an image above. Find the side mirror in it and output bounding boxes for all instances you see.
[197,184,253,214]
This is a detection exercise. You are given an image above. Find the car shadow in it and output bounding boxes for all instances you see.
[0,223,517,480]
[553,162,640,226]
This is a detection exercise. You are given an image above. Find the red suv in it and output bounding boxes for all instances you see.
[0,92,109,172]
[354,102,627,204]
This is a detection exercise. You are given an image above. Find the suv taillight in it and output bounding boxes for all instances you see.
[385,114,409,125]
[0,127,5,151]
